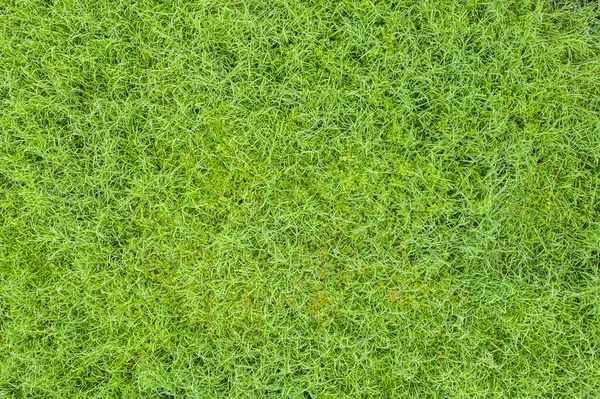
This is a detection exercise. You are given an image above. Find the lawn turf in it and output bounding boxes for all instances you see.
[1,0,600,397]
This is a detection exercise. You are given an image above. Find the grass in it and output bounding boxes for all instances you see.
[1,0,599,397]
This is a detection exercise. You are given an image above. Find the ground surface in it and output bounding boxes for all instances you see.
[1,0,600,397]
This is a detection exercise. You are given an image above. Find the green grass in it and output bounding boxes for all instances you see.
[1,0,600,397]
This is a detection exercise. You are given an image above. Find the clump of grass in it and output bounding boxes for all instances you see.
[1,0,599,397]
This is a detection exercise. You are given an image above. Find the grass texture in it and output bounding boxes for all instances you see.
[1,0,600,397]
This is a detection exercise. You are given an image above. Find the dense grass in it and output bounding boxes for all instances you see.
[1,0,599,397]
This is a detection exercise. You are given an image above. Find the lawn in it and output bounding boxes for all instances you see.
[1,0,599,397]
